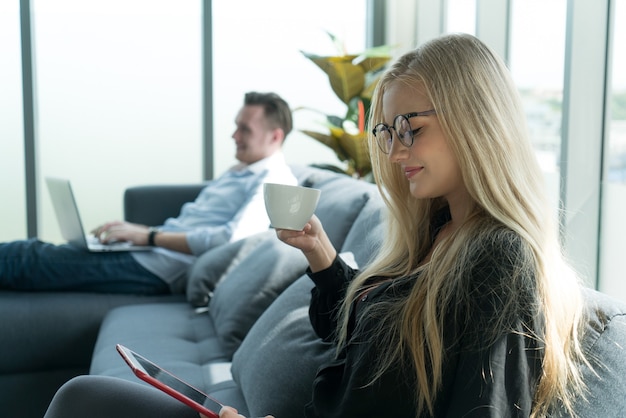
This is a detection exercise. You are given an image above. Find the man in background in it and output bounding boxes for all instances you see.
[0,91,297,294]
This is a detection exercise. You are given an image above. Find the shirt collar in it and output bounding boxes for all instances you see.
[231,151,287,174]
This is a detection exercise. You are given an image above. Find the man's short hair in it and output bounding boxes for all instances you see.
[244,92,293,138]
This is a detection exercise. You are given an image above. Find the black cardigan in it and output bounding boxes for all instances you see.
[304,228,542,418]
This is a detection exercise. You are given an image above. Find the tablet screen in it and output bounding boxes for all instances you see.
[117,344,222,417]
[134,353,210,405]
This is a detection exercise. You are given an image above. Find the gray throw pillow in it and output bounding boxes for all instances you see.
[231,275,334,418]
[207,232,309,356]
[339,195,385,267]
[186,231,273,307]
[306,171,373,250]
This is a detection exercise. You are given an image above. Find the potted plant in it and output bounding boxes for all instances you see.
[297,33,393,179]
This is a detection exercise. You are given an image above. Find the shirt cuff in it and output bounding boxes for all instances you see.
[307,254,352,293]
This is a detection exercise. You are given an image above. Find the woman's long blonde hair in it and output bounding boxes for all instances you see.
[336,34,587,417]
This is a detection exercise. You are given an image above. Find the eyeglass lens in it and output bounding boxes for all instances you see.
[375,114,413,154]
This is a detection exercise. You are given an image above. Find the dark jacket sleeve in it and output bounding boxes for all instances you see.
[307,255,358,341]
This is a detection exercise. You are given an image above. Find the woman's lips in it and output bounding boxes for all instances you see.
[404,166,423,179]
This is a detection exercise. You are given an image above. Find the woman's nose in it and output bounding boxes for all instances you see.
[387,136,409,163]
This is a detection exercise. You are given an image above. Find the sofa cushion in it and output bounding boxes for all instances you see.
[207,232,309,356]
[89,302,232,390]
[186,231,271,307]
[0,291,183,418]
[303,171,372,250]
[338,191,385,267]
[231,275,335,418]
[566,287,626,416]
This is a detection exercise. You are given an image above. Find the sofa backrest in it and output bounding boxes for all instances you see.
[567,287,626,416]
[231,275,330,418]
[227,208,387,418]
[227,170,386,417]
[295,165,377,250]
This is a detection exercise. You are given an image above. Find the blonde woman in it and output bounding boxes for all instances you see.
[253,33,587,418]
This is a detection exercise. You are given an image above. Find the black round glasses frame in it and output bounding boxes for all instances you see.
[372,109,437,154]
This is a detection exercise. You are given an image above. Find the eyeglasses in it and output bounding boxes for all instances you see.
[372,109,437,154]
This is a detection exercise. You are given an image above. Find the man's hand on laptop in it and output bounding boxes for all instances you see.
[92,221,149,245]
[93,222,193,253]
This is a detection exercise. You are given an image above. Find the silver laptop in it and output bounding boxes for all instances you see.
[45,177,153,252]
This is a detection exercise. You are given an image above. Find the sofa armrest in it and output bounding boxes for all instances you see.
[124,184,205,226]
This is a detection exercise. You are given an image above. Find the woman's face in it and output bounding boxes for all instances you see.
[381,81,466,206]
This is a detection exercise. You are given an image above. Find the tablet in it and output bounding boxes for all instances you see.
[116,344,221,418]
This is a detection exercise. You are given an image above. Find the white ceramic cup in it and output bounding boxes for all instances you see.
[263,183,321,230]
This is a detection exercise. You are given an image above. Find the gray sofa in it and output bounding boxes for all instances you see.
[2,165,626,417]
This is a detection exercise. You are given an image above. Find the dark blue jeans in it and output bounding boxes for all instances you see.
[0,238,169,294]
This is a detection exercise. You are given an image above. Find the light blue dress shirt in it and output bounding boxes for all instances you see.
[131,152,297,285]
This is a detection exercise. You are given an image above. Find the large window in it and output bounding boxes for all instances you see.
[0,1,26,241]
[2,0,367,244]
[446,0,476,35]
[4,1,623,301]
[386,0,622,300]
[211,0,367,175]
[599,0,626,297]
[20,0,203,243]
[509,0,567,211]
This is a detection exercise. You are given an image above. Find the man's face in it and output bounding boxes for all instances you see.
[232,105,280,164]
